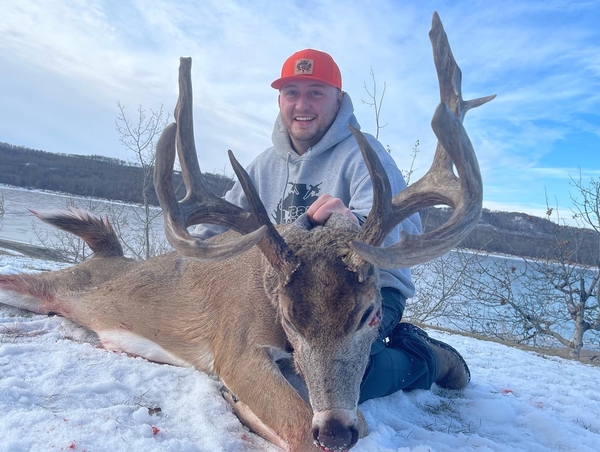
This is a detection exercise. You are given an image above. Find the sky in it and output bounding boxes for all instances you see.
[1,253,599,452]
[1,0,599,225]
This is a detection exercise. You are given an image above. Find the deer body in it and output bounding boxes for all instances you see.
[0,13,493,452]
[1,217,377,451]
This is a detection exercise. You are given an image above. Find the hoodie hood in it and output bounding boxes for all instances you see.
[271,93,361,162]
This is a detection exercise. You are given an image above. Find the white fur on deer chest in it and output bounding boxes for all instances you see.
[98,330,214,371]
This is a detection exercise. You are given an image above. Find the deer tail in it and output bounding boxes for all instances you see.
[30,207,125,258]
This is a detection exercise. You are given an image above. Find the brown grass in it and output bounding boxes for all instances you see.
[416,322,600,367]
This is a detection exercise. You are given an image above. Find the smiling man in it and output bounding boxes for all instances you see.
[194,49,470,401]
[275,82,343,155]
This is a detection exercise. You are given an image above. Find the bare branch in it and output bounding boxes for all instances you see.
[361,67,388,140]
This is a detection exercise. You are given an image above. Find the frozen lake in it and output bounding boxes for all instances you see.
[0,184,164,245]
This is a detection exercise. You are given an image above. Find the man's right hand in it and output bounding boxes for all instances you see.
[306,194,359,226]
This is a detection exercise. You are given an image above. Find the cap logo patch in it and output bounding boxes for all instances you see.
[294,59,314,75]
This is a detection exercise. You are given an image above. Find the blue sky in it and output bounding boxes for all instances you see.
[1,0,599,225]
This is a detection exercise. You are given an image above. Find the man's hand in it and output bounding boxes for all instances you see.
[306,194,359,226]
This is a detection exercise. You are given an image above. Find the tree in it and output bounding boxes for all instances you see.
[362,67,387,140]
[407,180,600,361]
[360,68,599,360]
[407,250,480,326]
[0,192,4,224]
[115,103,170,260]
[403,140,420,185]
[32,103,173,263]
[439,200,599,359]
[570,173,600,300]
[362,70,419,183]
[567,174,600,355]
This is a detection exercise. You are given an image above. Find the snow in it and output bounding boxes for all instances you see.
[1,254,600,452]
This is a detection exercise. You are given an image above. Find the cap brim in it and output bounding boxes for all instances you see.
[271,76,340,90]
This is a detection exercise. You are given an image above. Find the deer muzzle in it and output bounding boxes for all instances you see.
[311,409,359,451]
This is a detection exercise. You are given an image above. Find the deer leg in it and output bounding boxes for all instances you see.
[220,385,290,451]
[0,274,58,315]
[218,351,318,452]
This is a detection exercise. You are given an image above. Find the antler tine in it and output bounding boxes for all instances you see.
[155,57,298,275]
[347,126,393,247]
[154,122,266,261]
[347,12,493,270]
[349,103,482,268]
[227,150,299,280]
[153,57,267,262]
[429,11,496,121]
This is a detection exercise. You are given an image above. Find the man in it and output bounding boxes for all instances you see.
[194,49,470,401]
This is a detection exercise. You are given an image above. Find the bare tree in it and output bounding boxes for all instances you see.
[362,67,387,140]
[0,192,4,225]
[362,70,419,183]
[570,172,600,303]
[354,85,599,359]
[408,250,482,326]
[115,102,170,259]
[447,202,600,359]
[403,140,420,185]
[408,180,600,360]
[23,103,173,263]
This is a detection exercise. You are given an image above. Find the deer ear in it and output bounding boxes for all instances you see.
[343,260,376,283]
[289,214,314,231]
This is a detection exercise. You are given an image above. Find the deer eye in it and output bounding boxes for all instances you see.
[357,305,375,331]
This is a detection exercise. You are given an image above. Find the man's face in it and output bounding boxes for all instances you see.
[278,80,343,155]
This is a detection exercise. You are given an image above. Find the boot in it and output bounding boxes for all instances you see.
[427,340,470,389]
[390,322,470,389]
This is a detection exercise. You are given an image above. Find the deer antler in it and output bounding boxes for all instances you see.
[155,58,298,278]
[345,11,495,270]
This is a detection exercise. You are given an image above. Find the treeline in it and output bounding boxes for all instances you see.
[0,142,234,202]
[421,207,599,266]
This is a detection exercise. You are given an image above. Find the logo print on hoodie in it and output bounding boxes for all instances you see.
[274,182,322,223]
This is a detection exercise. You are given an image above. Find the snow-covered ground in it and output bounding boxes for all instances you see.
[1,253,599,452]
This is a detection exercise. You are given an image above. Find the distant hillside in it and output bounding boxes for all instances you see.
[1,141,598,265]
[421,207,599,266]
[0,142,234,202]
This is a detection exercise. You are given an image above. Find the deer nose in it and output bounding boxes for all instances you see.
[312,419,358,451]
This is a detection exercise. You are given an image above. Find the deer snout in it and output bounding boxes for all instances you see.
[312,410,359,451]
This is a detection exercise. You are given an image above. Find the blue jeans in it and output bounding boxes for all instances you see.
[359,288,439,403]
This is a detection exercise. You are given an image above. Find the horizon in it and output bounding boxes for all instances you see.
[1,1,599,227]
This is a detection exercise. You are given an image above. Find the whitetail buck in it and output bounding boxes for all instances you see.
[0,13,493,452]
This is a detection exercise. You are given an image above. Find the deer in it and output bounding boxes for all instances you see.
[0,13,494,452]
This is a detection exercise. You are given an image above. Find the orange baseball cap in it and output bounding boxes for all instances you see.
[271,49,342,90]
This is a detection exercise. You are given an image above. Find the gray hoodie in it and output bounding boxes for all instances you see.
[194,93,422,300]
